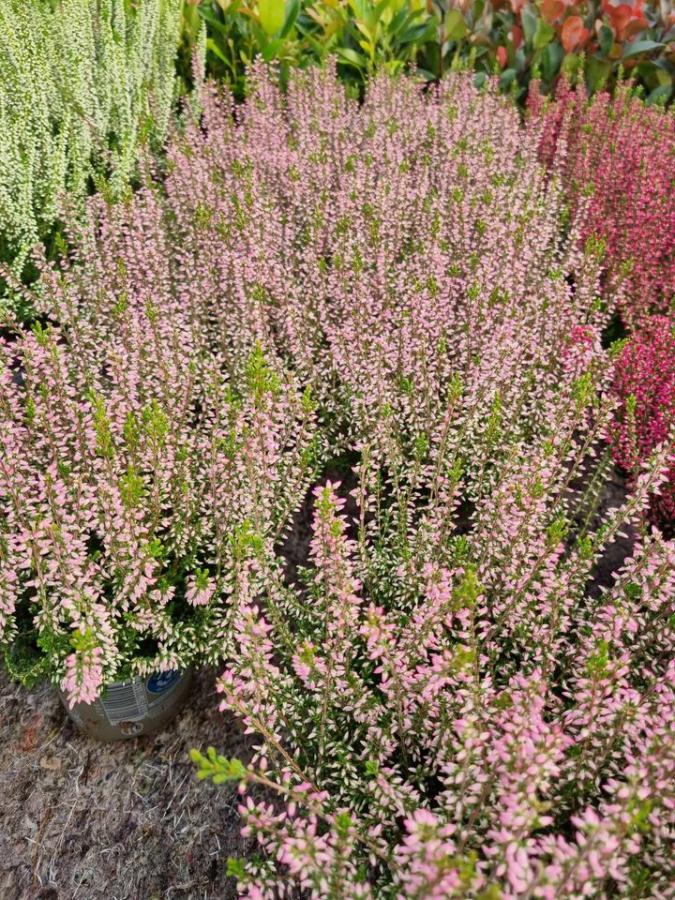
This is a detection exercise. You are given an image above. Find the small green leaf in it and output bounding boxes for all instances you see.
[499,68,517,90]
[533,19,555,50]
[541,41,564,81]
[646,83,672,106]
[622,39,664,59]
[444,8,467,42]
[521,6,538,44]
[335,811,352,836]
[258,0,286,36]
[585,57,612,92]
[625,582,642,600]
[335,47,367,70]
[227,857,247,879]
[561,52,580,78]
[598,24,614,56]
[262,38,283,61]
[205,38,229,68]
[230,758,248,780]
[279,0,299,38]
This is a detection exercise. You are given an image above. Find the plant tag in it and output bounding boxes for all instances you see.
[100,679,149,726]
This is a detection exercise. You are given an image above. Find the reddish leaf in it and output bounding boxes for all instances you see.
[561,15,591,52]
[541,0,565,24]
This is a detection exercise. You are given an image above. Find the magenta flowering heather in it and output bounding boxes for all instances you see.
[609,315,675,531]
[528,78,675,329]
[180,69,675,897]
[528,82,674,532]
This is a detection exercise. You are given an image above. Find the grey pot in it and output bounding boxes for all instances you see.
[61,668,193,742]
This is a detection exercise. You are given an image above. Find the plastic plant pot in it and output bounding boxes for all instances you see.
[61,668,194,742]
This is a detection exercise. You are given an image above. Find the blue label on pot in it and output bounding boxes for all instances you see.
[147,670,182,694]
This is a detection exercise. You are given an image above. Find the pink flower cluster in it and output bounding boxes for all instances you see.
[221,480,673,898]
[528,78,675,329]
[0,188,320,704]
[609,315,675,531]
[158,68,673,897]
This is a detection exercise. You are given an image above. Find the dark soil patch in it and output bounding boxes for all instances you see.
[587,465,638,595]
[277,462,360,586]
[566,459,637,597]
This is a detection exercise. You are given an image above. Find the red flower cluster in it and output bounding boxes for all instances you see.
[609,317,675,531]
[529,79,675,328]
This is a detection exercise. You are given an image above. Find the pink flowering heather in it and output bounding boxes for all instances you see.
[528,78,675,329]
[0,56,671,892]
[609,315,675,532]
[0,189,320,705]
[181,69,675,897]
[199,472,673,898]
[166,64,612,464]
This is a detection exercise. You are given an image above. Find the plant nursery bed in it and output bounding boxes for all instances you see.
[0,668,251,900]
[0,461,638,899]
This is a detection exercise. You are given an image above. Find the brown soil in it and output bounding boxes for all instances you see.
[0,668,251,900]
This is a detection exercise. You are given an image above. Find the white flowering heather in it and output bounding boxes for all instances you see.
[0,189,320,705]
[178,69,674,897]
[0,0,181,287]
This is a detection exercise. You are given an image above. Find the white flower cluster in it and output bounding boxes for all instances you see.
[0,0,182,293]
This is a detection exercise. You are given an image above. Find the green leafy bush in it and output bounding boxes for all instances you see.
[183,0,675,100]
[183,0,435,99]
